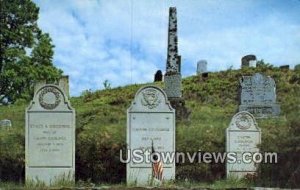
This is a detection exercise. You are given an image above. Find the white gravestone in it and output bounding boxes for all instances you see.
[25,84,75,185]
[226,111,261,179]
[127,85,175,185]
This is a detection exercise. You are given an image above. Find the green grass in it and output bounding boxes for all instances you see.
[0,178,251,189]
[0,64,300,188]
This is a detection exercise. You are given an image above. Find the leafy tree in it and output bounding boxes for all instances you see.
[0,0,61,102]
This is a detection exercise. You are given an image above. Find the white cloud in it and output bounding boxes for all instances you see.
[34,0,300,96]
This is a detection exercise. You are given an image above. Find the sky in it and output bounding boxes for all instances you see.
[33,0,300,96]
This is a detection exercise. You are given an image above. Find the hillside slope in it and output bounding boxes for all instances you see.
[0,64,300,187]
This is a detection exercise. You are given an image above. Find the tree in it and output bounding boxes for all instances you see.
[0,0,61,102]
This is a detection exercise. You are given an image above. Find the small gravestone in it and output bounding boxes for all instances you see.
[0,119,12,128]
[295,64,300,72]
[127,85,175,185]
[279,65,290,70]
[197,60,207,75]
[25,82,75,185]
[241,55,257,68]
[0,96,9,105]
[226,111,261,179]
[154,70,163,82]
[59,75,70,97]
[239,73,280,118]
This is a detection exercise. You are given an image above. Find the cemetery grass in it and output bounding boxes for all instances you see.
[0,178,251,189]
[1,64,300,188]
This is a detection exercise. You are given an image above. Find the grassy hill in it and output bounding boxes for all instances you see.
[0,63,300,188]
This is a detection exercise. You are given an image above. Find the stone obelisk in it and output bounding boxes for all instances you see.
[164,7,182,98]
[164,7,190,120]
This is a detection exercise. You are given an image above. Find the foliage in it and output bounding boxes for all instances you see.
[0,0,62,102]
[0,66,300,188]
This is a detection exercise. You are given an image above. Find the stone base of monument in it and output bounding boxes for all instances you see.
[239,104,280,118]
[169,98,191,121]
[164,74,182,98]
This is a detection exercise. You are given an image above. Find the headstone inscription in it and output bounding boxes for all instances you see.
[25,83,75,185]
[239,73,280,118]
[127,85,175,185]
[226,111,261,179]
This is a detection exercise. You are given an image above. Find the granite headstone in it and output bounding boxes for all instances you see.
[239,73,280,118]
[241,55,257,68]
[226,111,261,178]
[25,83,75,184]
[127,85,175,185]
[197,60,207,75]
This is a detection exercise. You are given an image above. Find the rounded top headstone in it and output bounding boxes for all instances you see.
[128,85,174,112]
[241,54,257,68]
[197,60,208,74]
[228,111,260,131]
[27,84,73,111]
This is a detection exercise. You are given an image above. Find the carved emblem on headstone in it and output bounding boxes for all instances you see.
[235,112,252,130]
[39,87,61,110]
[141,88,161,109]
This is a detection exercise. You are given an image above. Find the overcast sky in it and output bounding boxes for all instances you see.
[33,0,300,96]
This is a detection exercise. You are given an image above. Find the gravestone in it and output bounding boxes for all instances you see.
[226,111,261,179]
[0,96,9,105]
[127,85,175,185]
[59,75,70,97]
[241,55,257,68]
[295,64,300,72]
[279,65,290,70]
[0,119,12,127]
[154,70,163,82]
[25,82,75,185]
[239,73,280,118]
[197,60,207,75]
[164,7,182,98]
[163,7,190,120]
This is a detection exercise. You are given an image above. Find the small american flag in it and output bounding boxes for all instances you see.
[152,140,163,181]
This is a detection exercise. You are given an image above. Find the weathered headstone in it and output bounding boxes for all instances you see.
[127,85,175,185]
[154,70,163,82]
[0,119,12,127]
[279,65,290,70]
[0,96,9,105]
[197,60,207,75]
[241,55,257,68]
[239,73,280,118]
[25,83,75,185]
[226,111,261,179]
[59,75,70,97]
[164,7,182,98]
[295,64,300,72]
